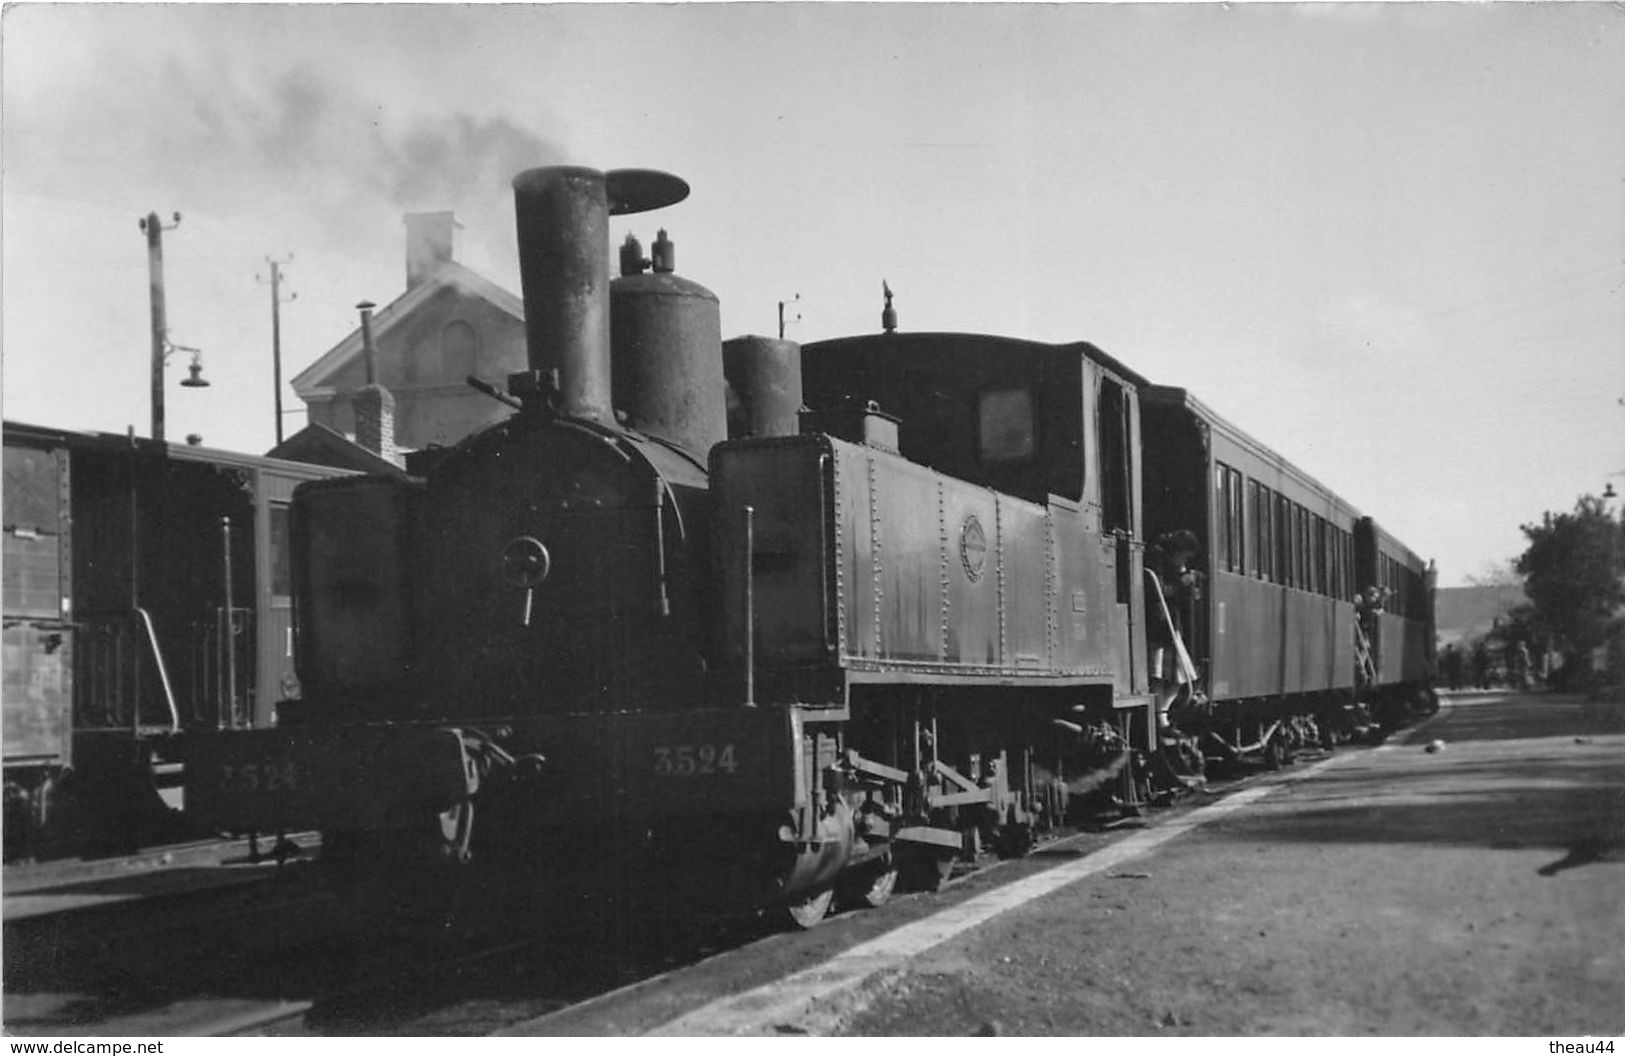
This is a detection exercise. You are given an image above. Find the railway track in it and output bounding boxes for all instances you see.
[4,734,1391,1036]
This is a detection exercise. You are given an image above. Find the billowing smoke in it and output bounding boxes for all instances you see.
[156,56,561,268]
[7,38,565,275]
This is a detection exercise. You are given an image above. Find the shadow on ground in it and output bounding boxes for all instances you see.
[1205,699,1625,876]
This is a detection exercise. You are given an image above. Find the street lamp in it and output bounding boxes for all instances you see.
[174,343,210,389]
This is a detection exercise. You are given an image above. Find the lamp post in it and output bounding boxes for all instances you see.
[141,210,207,441]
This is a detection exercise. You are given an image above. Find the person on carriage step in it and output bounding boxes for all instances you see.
[1149,529,1203,639]
[1147,529,1203,728]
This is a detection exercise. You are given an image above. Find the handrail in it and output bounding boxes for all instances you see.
[134,607,181,734]
[1143,567,1199,685]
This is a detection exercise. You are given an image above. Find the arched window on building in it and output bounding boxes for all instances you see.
[442,319,479,380]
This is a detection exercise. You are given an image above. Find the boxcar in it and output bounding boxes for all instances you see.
[2,421,352,857]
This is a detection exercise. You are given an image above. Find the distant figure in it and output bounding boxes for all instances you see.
[1441,643,1464,692]
[1472,640,1491,689]
[1514,640,1533,690]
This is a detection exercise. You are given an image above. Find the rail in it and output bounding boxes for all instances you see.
[133,606,181,734]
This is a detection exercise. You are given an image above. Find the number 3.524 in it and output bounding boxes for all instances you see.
[652,743,738,776]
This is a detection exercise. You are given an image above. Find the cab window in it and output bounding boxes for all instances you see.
[978,387,1036,465]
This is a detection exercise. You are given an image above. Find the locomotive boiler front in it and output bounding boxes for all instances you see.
[420,165,714,719]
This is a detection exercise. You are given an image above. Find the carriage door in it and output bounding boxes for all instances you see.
[1098,377,1142,693]
[256,488,297,728]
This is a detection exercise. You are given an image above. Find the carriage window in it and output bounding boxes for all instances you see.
[269,504,292,598]
[1296,506,1310,590]
[1229,467,1244,573]
[1327,525,1337,598]
[1342,531,1352,599]
[1339,531,1350,600]
[1298,507,1310,589]
[1275,494,1292,585]
[1214,464,1244,573]
[1256,485,1274,582]
[1246,479,1259,576]
[978,388,1036,465]
[1316,517,1328,596]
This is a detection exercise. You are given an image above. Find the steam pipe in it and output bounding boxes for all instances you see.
[651,477,671,617]
[743,504,756,707]
[222,517,239,728]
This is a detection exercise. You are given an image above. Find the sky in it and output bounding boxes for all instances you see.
[3,2,1622,587]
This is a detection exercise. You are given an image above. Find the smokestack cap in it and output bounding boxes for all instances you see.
[512,166,686,215]
[605,169,689,215]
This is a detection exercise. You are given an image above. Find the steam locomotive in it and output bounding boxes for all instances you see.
[183,165,1434,925]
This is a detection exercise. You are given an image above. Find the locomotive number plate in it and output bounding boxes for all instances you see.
[215,760,302,794]
[652,743,739,777]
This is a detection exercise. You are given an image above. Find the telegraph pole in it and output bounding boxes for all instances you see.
[141,210,181,442]
[257,256,297,444]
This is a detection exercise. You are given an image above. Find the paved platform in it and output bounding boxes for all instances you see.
[506,692,1624,1036]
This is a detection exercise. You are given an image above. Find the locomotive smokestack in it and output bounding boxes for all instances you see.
[512,167,615,423]
[512,166,692,422]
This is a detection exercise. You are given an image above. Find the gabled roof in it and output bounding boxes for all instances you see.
[265,422,409,475]
[290,261,524,394]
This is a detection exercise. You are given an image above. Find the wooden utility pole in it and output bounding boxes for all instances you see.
[258,256,297,445]
[140,211,181,442]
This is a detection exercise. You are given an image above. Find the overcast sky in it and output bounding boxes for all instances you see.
[4,2,1622,586]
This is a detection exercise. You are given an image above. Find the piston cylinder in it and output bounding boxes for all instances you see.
[722,335,804,439]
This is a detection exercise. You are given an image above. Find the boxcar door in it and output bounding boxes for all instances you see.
[3,440,74,771]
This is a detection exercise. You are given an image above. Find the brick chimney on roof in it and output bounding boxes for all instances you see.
[354,384,398,465]
[404,211,461,288]
[353,300,397,464]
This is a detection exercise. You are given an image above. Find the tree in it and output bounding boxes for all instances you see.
[1464,558,1521,588]
[1515,495,1625,688]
